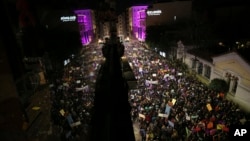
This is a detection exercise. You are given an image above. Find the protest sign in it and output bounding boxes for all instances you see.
[139,113,145,119]
[168,120,174,127]
[158,113,168,118]
[71,121,81,127]
[165,104,171,115]
[172,99,177,105]
[206,103,212,111]
[60,109,65,116]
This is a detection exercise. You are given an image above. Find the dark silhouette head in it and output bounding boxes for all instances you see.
[89,30,135,141]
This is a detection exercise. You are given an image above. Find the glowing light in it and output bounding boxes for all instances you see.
[98,39,104,44]
[125,37,130,41]
[60,16,76,22]
[132,6,148,41]
[218,42,224,46]
[74,9,94,45]
[147,10,162,16]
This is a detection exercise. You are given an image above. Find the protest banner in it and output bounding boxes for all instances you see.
[191,115,199,119]
[186,115,191,121]
[177,72,183,76]
[60,109,65,116]
[63,83,69,87]
[172,99,177,105]
[32,106,40,110]
[158,113,168,118]
[168,120,174,127]
[145,80,158,85]
[70,121,81,128]
[139,113,145,119]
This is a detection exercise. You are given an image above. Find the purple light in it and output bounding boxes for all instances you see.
[74,9,94,45]
[132,6,148,41]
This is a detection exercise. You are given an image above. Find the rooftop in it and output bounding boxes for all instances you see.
[187,42,250,63]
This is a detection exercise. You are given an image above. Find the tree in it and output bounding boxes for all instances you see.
[209,78,229,93]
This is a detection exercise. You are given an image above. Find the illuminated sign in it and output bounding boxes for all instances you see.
[60,16,76,22]
[147,10,162,16]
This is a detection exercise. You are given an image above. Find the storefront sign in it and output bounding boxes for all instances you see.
[60,16,76,22]
[147,10,162,16]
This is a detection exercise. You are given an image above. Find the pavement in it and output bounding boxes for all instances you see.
[25,86,57,141]
[0,97,28,141]
[0,84,62,141]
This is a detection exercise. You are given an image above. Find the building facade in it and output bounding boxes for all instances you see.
[146,1,192,27]
[212,52,250,112]
[117,13,127,42]
[103,22,111,40]
[125,1,192,42]
[128,6,148,41]
[184,51,250,112]
[74,9,96,45]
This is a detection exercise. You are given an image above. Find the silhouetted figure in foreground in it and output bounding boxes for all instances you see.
[89,31,135,141]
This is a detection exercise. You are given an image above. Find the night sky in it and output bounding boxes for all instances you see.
[7,0,250,39]
[10,0,250,12]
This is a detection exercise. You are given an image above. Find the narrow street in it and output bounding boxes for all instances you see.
[26,86,142,141]
[25,42,143,141]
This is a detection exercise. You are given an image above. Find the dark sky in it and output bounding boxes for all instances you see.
[10,0,250,13]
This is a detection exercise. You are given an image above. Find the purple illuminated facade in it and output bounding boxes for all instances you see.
[131,6,148,41]
[74,9,94,45]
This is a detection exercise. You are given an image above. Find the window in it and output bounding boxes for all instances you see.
[204,65,211,79]
[232,80,238,93]
[197,62,203,75]
[78,15,85,23]
[140,21,146,26]
[140,11,146,19]
[231,76,238,93]
[225,73,239,95]
[224,72,231,85]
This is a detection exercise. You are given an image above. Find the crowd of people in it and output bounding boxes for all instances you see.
[48,40,249,141]
[125,41,249,141]
[49,45,104,140]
